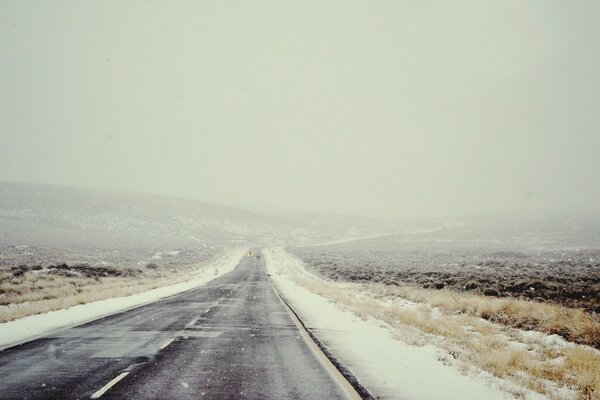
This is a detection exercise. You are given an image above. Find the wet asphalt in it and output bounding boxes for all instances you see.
[0,254,347,399]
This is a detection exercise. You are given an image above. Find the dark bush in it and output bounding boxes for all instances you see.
[49,263,70,270]
[483,288,500,296]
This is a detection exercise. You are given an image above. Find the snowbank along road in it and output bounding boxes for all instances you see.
[0,252,355,399]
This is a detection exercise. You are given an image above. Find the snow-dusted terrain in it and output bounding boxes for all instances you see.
[1,181,598,399]
[0,181,401,251]
[0,248,246,350]
[263,247,551,400]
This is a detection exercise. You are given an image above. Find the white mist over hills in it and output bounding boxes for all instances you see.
[1,180,598,253]
[0,181,401,250]
[2,2,600,220]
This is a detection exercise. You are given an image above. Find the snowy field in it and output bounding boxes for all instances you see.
[0,181,409,324]
[0,181,403,250]
[0,248,246,349]
[264,247,599,400]
[289,217,600,314]
[1,181,599,399]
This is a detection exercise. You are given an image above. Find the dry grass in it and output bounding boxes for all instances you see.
[267,248,600,400]
[564,347,600,400]
[0,278,161,323]
[369,284,600,349]
[0,259,220,323]
[0,275,162,323]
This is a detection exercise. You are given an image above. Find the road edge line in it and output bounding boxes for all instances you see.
[265,266,372,399]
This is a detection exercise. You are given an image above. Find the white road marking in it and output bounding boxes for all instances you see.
[182,331,223,338]
[159,338,174,350]
[203,308,211,314]
[90,372,130,398]
[268,278,362,400]
[185,318,198,328]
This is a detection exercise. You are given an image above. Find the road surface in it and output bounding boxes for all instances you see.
[0,253,349,399]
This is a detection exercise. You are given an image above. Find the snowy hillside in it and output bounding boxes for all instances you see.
[0,181,400,251]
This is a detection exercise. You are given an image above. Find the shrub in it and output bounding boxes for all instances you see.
[483,288,500,296]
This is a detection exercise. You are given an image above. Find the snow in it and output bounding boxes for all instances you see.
[304,232,394,247]
[0,248,247,350]
[518,330,574,351]
[264,247,545,400]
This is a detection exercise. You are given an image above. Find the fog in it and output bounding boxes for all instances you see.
[1,1,599,219]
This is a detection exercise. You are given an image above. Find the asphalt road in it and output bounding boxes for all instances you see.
[0,253,349,399]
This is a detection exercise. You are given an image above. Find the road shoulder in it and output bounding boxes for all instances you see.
[263,247,532,400]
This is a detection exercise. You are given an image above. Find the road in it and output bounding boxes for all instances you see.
[0,253,350,399]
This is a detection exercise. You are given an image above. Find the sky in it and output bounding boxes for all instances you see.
[1,1,599,218]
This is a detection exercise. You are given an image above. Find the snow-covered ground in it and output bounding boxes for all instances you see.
[0,248,247,350]
[263,247,548,400]
[0,181,409,250]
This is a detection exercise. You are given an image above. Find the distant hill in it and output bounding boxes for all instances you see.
[2,181,598,270]
[317,213,600,252]
[0,181,399,250]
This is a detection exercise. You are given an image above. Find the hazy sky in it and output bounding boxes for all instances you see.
[1,1,599,218]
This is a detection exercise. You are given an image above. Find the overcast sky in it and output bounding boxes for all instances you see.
[1,1,599,218]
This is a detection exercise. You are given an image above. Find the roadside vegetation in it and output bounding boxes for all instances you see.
[290,247,600,314]
[0,247,221,323]
[276,247,600,400]
[378,283,600,349]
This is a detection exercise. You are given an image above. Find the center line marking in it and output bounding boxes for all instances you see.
[90,372,129,398]
[159,338,174,350]
[185,318,198,328]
